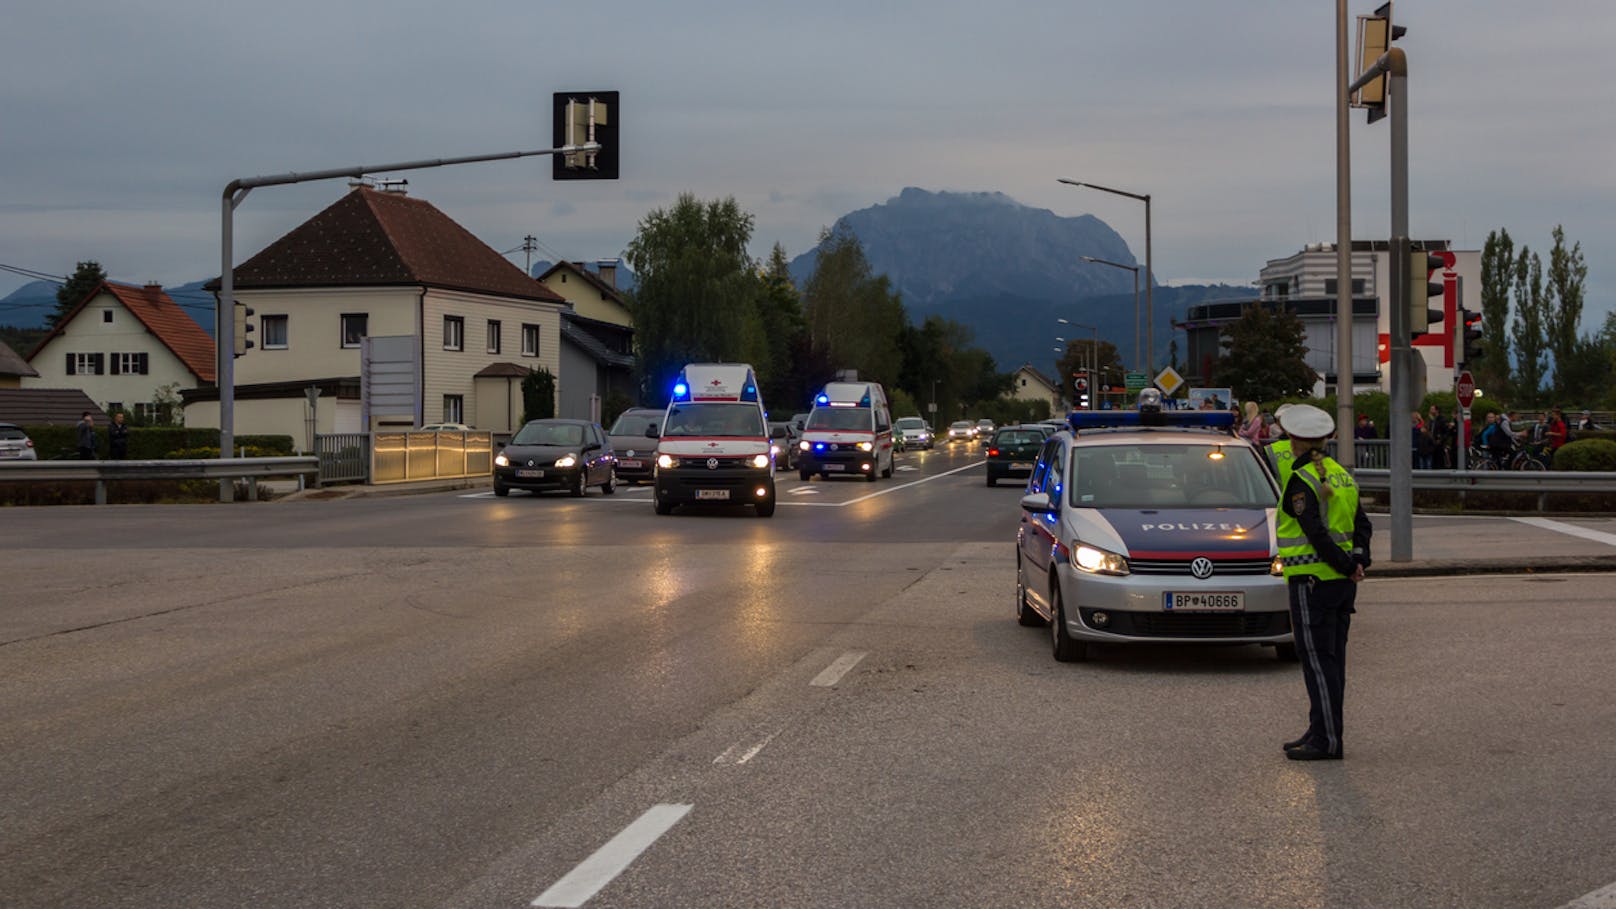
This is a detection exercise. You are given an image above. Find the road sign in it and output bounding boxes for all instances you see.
[1154,366,1185,397]
[1456,370,1476,408]
[1074,375,1089,393]
[1125,371,1148,391]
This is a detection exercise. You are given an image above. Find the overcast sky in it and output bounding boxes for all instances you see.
[3,0,1612,323]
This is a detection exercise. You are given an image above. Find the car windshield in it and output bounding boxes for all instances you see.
[663,403,765,437]
[0,427,26,440]
[993,430,1044,447]
[1067,443,1277,509]
[512,422,584,446]
[894,418,926,430]
[609,411,662,436]
[951,421,973,430]
[806,407,873,431]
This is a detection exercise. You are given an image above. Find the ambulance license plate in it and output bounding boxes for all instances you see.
[1164,592,1244,612]
[696,489,729,500]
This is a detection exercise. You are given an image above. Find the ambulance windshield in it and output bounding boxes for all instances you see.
[805,407,872,432]
[663,403,765,437]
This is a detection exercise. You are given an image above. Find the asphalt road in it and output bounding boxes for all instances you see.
[3,442,1615,908]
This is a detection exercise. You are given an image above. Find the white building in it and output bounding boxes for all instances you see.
[1011,364,1062,416]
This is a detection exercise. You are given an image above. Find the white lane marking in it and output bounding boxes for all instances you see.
[713,729,779,765]
[531,804,693,908]
[788,487,821,496]
[896,465,918,471]
[1556,880,1616,909]
[1511,516,1616,547]
[459,491,495,498]
[810,650,868,687]
[836,461,984,506]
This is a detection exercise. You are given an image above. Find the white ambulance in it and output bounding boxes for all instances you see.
[796,381,895,481]
[653,363,776,517]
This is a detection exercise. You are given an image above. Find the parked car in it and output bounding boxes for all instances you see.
[493,419,615,497]
[985,426,1046,486]
[0,423,38,461]
[418,422,471,432]
[607,407,665,485]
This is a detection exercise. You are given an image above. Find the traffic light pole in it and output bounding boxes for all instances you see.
[1334,0,1355,469]
[214,143,596,501]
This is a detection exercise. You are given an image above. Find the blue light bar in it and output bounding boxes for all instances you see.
[673,382,688,398]
[1067,411,1235,431]
[815,394,829,405]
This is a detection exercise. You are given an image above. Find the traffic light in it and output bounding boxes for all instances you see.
[1458,307,1484,367]
[1073,372,1090,410]
[1409,249,1445,336]
[232,301,254,357]
[1355,2,1406,124]
[552,91,619,180]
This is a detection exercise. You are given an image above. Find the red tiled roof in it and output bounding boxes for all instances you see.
[27,282,216,383]
[229,187,566,304]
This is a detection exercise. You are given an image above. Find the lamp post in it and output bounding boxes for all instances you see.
[1058,178,1153,373]
[1080,255,1142,370]
[1057,318,1100,410]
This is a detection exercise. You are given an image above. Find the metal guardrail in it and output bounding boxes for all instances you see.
[1352,468,1616,512]
[0,457,318,504]
[1326,438,1390,469]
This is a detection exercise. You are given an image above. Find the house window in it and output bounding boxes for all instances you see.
[102,310,114,323]
[111,353,149,375]
[444,315,464,351]
[67,352,104,375]
[522,324,540,357]
[341,313,368,348]
[107,402,124,414]
[262,315,289,349]
[487,320,502,354]
[443,394,464,424]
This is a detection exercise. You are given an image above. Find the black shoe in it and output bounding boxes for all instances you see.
[1285,743,1342,761]
[1283,735,1311,752]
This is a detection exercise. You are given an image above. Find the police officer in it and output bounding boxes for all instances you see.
[1275,404,1372,761]
[1266,403,1295,485]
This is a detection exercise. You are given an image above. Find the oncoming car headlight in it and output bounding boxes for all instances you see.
[554,454,578,468]
[1072,543,1129,576]
[657,453,678,469]
[857,441,874,452]
[494,453,510,467]
[751,453,770,468]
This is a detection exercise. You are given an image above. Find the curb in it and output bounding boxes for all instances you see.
[275,476,491,502]
[1369,555,1616,578]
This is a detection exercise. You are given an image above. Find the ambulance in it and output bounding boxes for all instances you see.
[653,363,776,517]
[796,381,895,481]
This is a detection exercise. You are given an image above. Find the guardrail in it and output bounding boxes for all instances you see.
[0,457,318,504]
[1352,468,1616,511]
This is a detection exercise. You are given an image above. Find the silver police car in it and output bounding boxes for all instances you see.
[1013,398,1293,663]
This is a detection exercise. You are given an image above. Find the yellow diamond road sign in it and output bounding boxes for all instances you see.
[1154,366,1185,397]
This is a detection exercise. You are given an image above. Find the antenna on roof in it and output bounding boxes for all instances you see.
[376,178,408,194]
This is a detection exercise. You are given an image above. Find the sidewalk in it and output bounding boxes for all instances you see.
[271,475,491,502]
[1366,512,1616,577]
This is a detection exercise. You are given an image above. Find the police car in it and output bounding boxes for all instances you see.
[1014,390,1294,662]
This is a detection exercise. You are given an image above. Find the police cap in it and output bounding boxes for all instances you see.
[1277,403,1335,440]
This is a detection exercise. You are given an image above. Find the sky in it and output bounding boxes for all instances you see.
[3,0,1613,325]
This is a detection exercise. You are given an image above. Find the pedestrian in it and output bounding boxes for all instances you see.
[1354,414,1376,440]
[1275,403,1373,761]
[1545,407,1568,456]
[1426,404,1454,469]
[1239,401,1263,443]
[1413,412,1434,469]
[1579,409,1597,432]
[109,411,129,460]
[76,411,97,460]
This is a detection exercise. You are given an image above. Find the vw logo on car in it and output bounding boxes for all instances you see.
[1190,557,1215,579]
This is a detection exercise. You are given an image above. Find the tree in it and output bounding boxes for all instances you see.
[755,243,814,411]
[1212,303,1316,402]
[522,367,556,422]
[1545,225,1589,398]
[1509,248,1550,406]
[1478,229,1514,395]
[802,227,905,391]
[1055,338,1124,401]
[51,260,107,329]
[623,195,765,402]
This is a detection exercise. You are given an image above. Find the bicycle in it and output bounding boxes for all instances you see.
[1508,442,1551,471]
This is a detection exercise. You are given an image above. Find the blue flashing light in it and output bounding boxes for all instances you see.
[815,394,829,405]
[1067,410,1235,431]
[815,442,826,450]
[673,382,688,398]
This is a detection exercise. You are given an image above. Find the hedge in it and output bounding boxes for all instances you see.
[1552,439,1616,472]
[21,425,293,460]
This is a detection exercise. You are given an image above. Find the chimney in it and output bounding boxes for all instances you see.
[144,282,162,292]
[597,259,618,289]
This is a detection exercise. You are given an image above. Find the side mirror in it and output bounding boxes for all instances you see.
[645,426,660,438]
[1019,492,1054,514]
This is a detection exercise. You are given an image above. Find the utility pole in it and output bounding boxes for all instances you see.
[1335,0,1355,468]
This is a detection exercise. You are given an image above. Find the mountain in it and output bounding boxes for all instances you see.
[785,187,1251,374]
[0,281,60,328]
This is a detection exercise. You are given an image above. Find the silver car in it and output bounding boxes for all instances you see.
[1013,409,1292,663]
[0,423,38,460]
[893,416,932,450]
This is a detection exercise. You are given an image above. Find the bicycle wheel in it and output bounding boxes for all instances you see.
[1519,452,1548,471]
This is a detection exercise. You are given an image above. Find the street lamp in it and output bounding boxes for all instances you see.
[1080,255,1142,370]
[1059,178,1153,373]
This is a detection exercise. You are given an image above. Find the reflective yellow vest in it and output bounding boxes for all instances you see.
[1269,438,1294,491]
[1276,454,1358,581]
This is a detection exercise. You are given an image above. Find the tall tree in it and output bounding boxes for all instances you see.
[1478,229,1515,395]
[801,227,905,391]
[1509,248,1551,406]
[1545,224,1589,398]
[1212,303,1316,402]
[51,260,107,329]
[1055,338,1124,402]
[755,243,813,411]
[623,195,765,402]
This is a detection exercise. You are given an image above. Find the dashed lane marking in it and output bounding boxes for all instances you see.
[787,487,821,496]
[1556,879,1616,909]
[713,729,780,765]
[810,651,868,687]
[531,804,693,908]
[1511,516,1616,548]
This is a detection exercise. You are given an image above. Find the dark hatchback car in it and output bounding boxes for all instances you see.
[494,419,616,497]
[986,425,1049,487]
[607,407,665,485]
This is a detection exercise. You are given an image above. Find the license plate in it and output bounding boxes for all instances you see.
[1010,462,1033,469]
[825,463,845,471]
[516,469,544,478]
[696,489,730,500]
[1164,592,1245,612]
[618,459,642,469]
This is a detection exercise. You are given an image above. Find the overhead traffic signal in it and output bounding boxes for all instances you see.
[1409,249,1445,337]
[552,91,619,181]
[1355,2,1407,124]
[1458,307,1484,367]
[232,301,254,357]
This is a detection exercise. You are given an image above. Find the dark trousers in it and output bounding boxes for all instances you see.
[1289,576,1355,755]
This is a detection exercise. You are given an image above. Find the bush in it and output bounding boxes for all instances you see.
[168,446,284,460]
[1551,439,1616,472]
[20,425,293,460]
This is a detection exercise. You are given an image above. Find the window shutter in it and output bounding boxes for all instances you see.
[66,353,75,375]
[140,353,149,374]
[111,354,121,375]
[93,353,104,375]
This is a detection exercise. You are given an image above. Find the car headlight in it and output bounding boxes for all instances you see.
[658,453,677,469]
[1072,543,1130,576]
[1270,555,1285,576]
[494,453,509,467]
[554,454,578,468]
[857,441,874,452]
[798,440,810,451]
[751,453,771,468]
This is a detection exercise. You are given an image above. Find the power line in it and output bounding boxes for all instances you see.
[0,262,66,283]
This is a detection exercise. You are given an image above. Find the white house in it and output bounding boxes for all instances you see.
[23,281,214,421]
[1011,364,1062,416]
[183,185,575,442]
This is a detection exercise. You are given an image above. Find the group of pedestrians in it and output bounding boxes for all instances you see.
[1474,406,1575,469]
[74,411,129,460]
